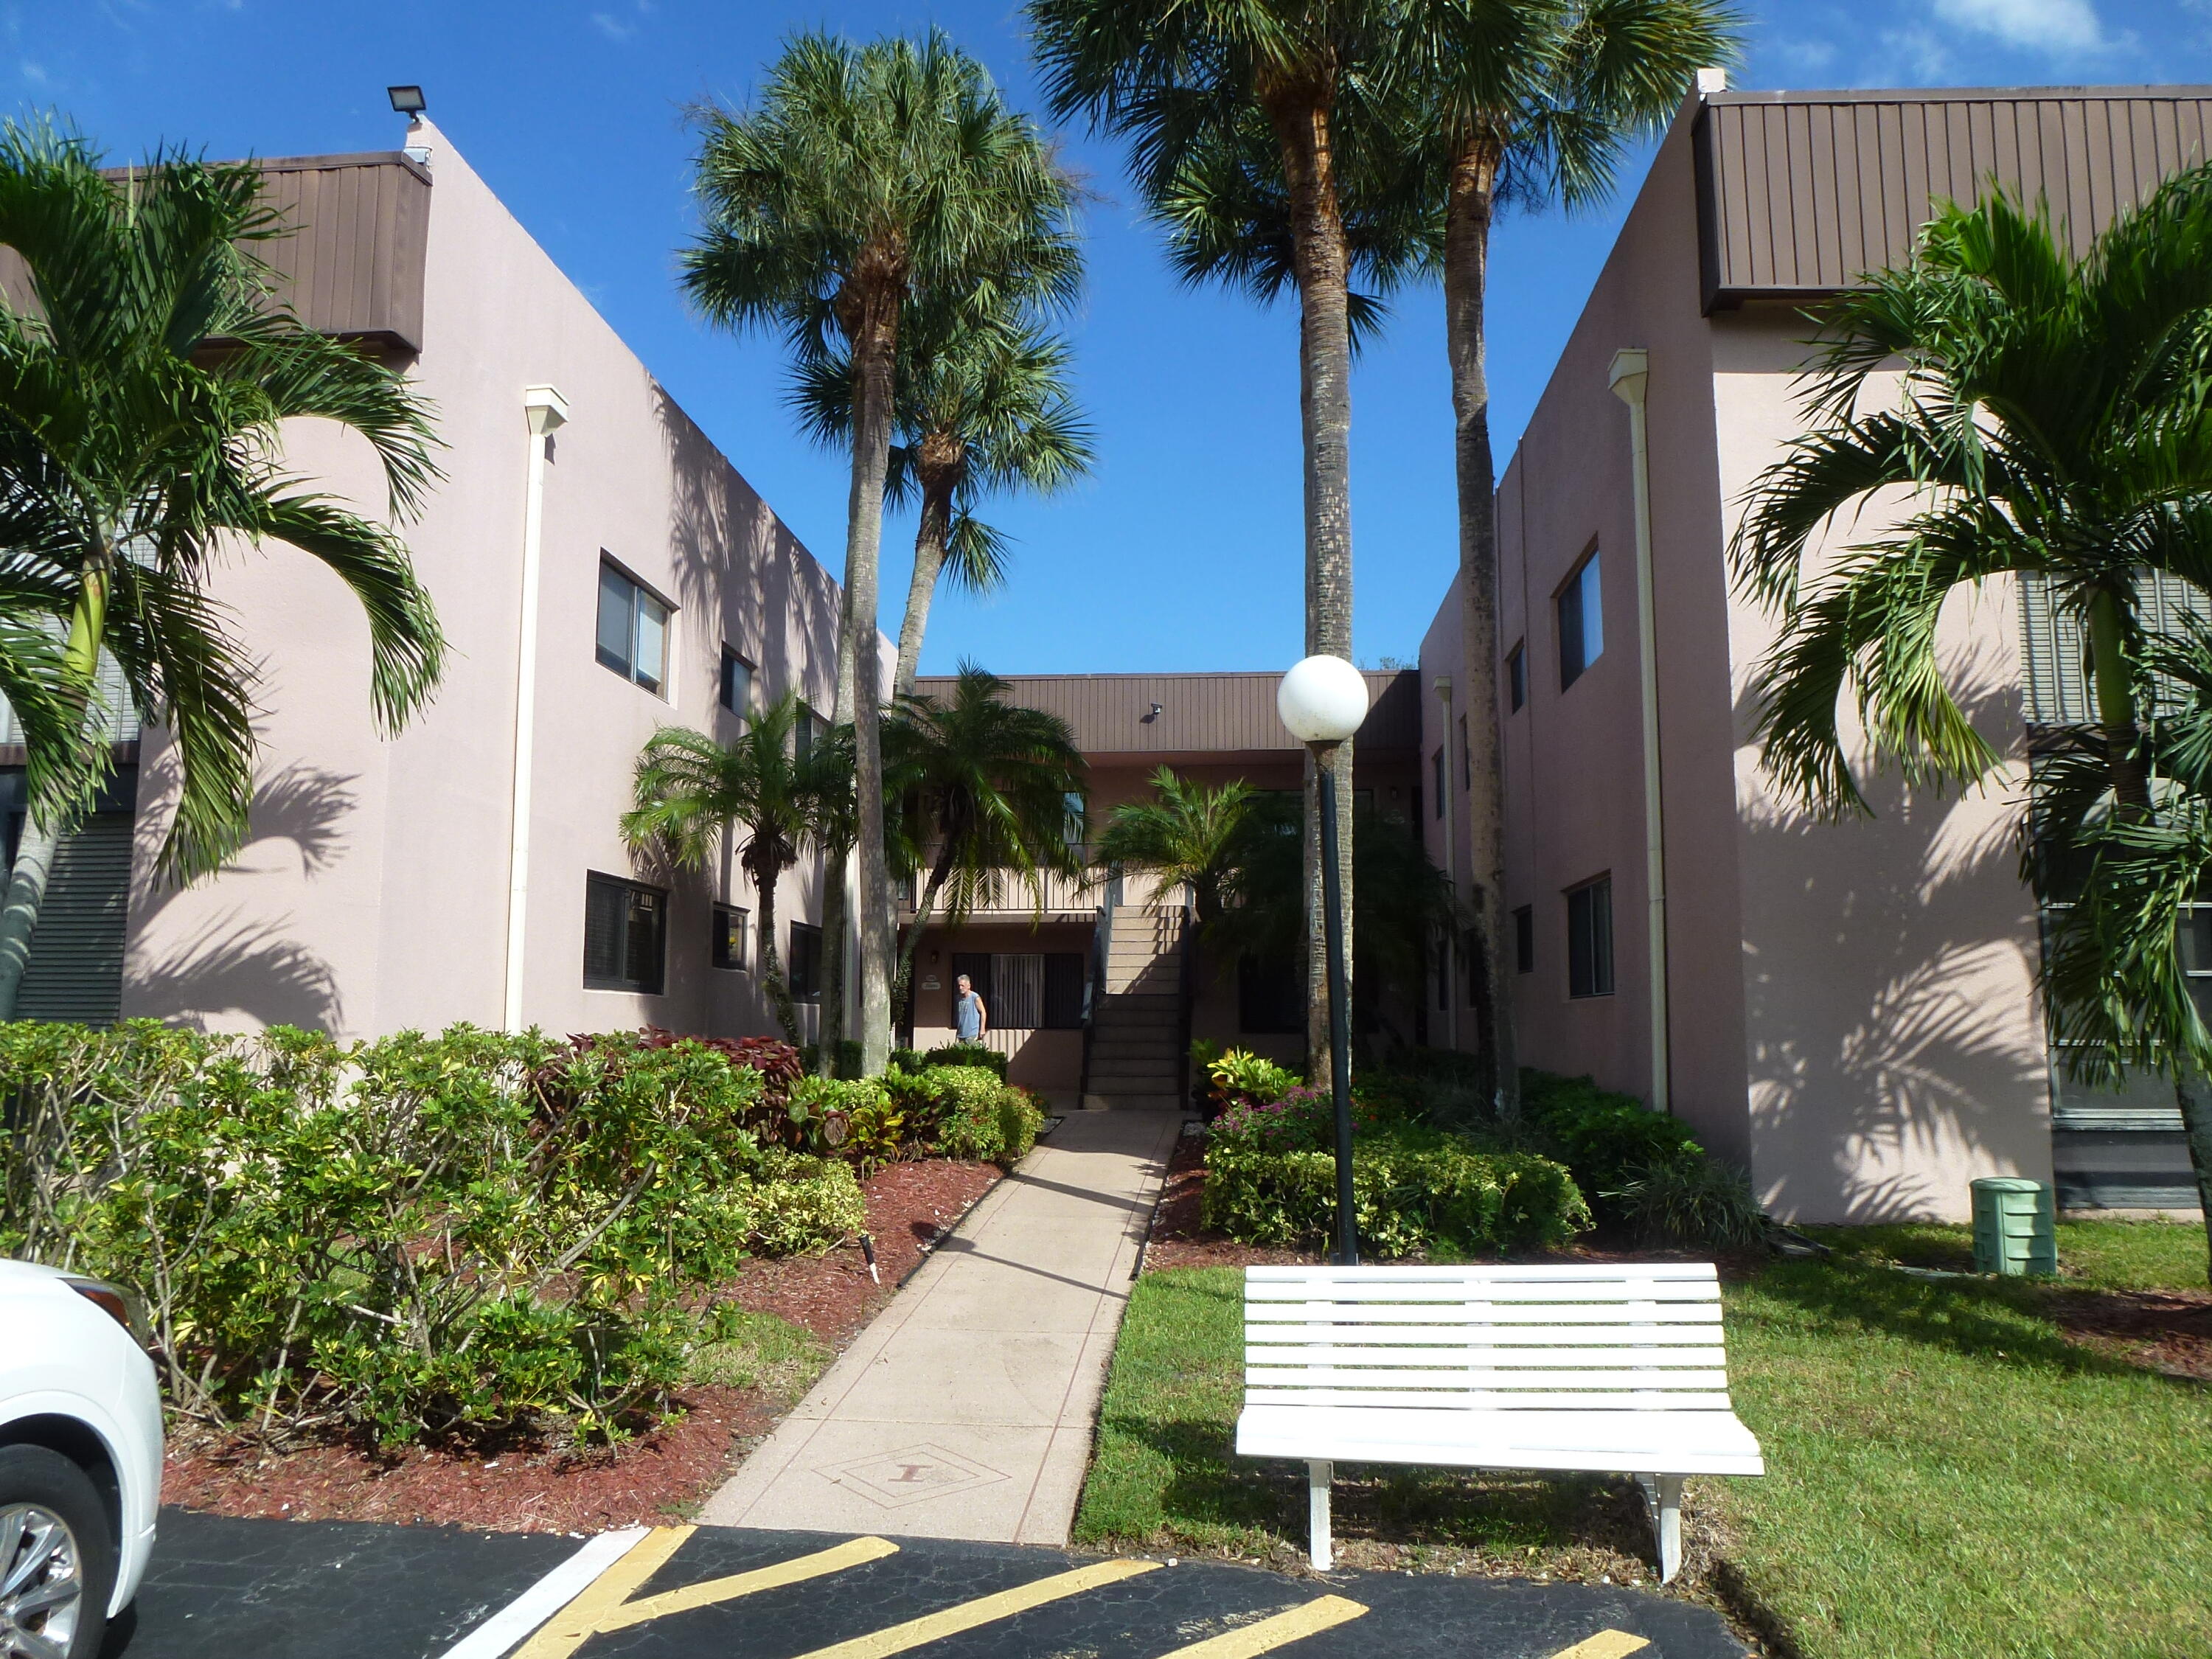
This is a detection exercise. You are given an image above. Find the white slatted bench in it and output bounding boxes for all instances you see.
[1234,1264,1764,1582]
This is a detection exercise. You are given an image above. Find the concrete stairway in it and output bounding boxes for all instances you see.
[1084,905,1188,1111]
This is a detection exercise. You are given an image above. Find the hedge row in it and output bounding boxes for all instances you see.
[1202,1081,1589,1256]
[0,1021,867,1447]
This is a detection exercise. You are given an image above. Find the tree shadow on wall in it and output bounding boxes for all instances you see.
[653,383,844,714]
[1735,672,2049,1222]
[127,759,357,1032]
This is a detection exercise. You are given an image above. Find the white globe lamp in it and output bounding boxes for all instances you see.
[1277,654,1369,745]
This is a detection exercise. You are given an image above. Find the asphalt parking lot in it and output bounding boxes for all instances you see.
[118,1509,1748,1659]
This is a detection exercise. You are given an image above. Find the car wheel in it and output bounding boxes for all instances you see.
[0,1444,115,1659]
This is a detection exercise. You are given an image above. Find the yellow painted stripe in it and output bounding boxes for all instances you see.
[1547,1632,1651,1659]
[594,1537,901,1632]
[509,1526,695,1659]
[788,1558,1163,1659]
[1151,1594,1369,1656]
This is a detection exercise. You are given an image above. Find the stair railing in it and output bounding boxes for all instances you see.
[1078,871,1122,1105]
[1175,886,1197,1113]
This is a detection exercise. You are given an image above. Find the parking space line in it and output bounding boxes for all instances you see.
[593,1537,902,1632]
[509,1526,695,1659]
[1149,1594,1369,1656]
[1546,1633,1651,1659]
[436,1528,650,1659]
[786,1558,1165,1659]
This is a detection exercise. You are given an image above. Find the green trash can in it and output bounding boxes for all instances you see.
[1971,1177,2056,1277]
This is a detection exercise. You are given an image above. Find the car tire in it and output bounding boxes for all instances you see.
[0,1443,116,1659]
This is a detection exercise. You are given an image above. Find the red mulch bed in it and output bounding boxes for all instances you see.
[161,1156,1004,1532]
[1141,1130,1318,1272]
[725,1157,1001,1346]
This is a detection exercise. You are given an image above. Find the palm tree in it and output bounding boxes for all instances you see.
[1031,0,1424,1068]
[681,32,1079,1076]
[882,664,1087,1033]
[807,718,867,1075]
[793,298,1093,699]
[1731,171,2212,1277]
[0,123,445,1018]
[1392,0,1740,1114]
[1216,793,1461,1050]
[1096,767,1256,936]
[621,695,838,1045]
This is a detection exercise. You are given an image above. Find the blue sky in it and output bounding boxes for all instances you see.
[7,1,2211,675]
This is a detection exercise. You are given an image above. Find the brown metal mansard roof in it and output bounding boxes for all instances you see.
[1694,86,2212,313]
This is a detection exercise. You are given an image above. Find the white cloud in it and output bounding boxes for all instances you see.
[1772,35,1840,74]
[591,0,651,41]
[1874,27,1954,82]
[1930,0,2111,56]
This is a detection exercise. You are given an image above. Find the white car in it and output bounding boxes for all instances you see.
[1,1259,163,1659]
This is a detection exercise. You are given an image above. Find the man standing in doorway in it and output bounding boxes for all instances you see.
[954,973,988,1043]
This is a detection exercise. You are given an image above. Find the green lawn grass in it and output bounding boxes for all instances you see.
[684,1306,831,1402]
[1078,1222,2211,1659]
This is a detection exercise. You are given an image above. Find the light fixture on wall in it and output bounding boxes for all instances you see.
[388,85,426,116]
[1144,701,1163,723]
[1276,654,1370,1266]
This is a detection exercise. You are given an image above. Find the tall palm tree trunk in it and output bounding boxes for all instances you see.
[844,279,900,1075]
[894,840,961,1031]
[816,839,849,1071]
[894,459,959,700]
[750,852,801,1045]
[1262,83,1357,1074]
[1444,150,1518,1118]
[0,566,110,1020]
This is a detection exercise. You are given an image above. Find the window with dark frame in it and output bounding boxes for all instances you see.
[583,872,667,995]
[1567,877,1613,998]
[793,704,817,762]
[1507,642,1527,712]
[1513,904,1534,974]
[788,922,823,1000]
[719,650,753,720]
[595,560,669,695]
[712,903,749,970]
[1557,550,1603,689]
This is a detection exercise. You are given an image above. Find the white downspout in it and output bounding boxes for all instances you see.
[1608,349,1669,1115]
[1433,675,1458,1051]
[505,384,568,1032]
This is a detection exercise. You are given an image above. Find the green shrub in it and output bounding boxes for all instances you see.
[1604,1151,1767,1249]
[1202,1048,1301,1117]
[928,1065,1043,1166]
[1520,1067,1705,1218]
[743,1149,868,1252]
[1202,1121,1589,1257]
[0,1020,853,1447]
[922,1041,1008,1080]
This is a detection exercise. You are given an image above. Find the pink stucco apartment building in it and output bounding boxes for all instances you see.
[1418,81,2212,1220]
[11,87,2209,1225]
[4,116,855,1043]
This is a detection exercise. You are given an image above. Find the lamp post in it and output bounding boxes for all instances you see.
[1277,655,1371,1266]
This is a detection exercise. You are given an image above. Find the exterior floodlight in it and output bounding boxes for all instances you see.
[388,86,427,117]
[1277,654,1369,745]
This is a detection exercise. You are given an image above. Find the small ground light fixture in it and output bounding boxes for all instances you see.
[388,86,426,117]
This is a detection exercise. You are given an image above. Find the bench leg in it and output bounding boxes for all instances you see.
[1638,1474,1684,1583]
[1307,1460,1334,1571]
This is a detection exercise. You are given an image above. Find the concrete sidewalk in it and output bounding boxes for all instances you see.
[698,1110,1183,1546]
